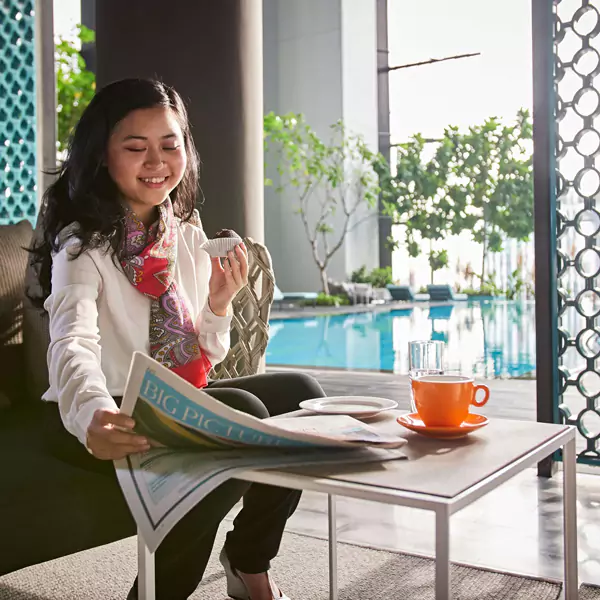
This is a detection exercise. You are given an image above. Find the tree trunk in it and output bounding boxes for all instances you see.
[429,241,434,284]
[320,267,329,295]
[481,232,487,287]
[480,201,488,287]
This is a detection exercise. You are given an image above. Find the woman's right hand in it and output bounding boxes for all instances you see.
[86,409,151,459]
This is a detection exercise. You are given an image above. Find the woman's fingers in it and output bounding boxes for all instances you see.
[88,409,150,459]
[89,425,150,448]
[235,245,249,283]
[95,409,135,429]
[226,245,249,287]
[211,255,225,273]
[227,251,242,287]
[223,254,234,278]
[105,428,149,447]
[90,436,150,459]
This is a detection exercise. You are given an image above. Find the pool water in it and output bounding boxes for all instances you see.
[266,301,537,379]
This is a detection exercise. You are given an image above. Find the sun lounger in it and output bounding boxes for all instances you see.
[426,284,468,302]
[273,284,318,308]
[386,285,430,302]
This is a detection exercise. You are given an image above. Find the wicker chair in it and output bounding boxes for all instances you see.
[209,236,275,380]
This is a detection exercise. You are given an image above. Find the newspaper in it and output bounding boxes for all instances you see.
[115,352,407,551]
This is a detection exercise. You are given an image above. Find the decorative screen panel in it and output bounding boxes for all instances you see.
[0,0,37,226]
[555,0,600,462]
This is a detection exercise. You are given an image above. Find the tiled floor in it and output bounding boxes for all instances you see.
[262,367,600,586]
[282,469,600,586]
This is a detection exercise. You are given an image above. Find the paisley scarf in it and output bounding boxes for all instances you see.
[120,198,212,388]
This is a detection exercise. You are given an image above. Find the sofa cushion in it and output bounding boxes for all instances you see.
[23,213,51,403]
[0,408,135,575]
[0,220,33,410]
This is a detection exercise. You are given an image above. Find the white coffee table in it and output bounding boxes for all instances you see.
[235,411,578,600]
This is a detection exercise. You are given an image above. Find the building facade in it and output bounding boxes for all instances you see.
[263,0,381,292]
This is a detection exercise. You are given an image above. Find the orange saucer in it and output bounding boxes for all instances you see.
[397,412,489,439]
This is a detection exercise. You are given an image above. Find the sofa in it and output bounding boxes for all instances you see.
[0,219,275,576]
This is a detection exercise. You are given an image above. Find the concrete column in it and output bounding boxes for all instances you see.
[80,0,96,74]
[95,0,264,242]
[34,0,57,205]
[263,0,379,292]
[376,0,392,269]
[239,0,265,242]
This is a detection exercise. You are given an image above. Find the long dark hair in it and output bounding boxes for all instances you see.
[29,78,200,308]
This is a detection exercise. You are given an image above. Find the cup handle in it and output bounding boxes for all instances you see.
[472,384,490,407]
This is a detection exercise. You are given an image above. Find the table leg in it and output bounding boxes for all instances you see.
[328,494,338,600]
[435,506,451,600]
[562,437,578,600]
[138,529,155,600]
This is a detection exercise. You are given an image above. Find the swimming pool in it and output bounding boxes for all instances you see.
[266,301,537,379]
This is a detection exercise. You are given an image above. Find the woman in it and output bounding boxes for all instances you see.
[31,78,326,600]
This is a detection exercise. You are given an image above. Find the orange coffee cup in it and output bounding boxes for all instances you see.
[411,374,489,428]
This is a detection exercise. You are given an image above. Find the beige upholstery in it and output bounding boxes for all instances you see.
[0,220,34,409]
[22,214,51,403]
[0,220,32,344]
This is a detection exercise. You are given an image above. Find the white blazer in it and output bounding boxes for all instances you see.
[42,221,232,446]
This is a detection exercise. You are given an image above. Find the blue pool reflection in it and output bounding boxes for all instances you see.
[266,301,537,379]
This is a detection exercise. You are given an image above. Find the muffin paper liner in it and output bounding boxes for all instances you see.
[200,237,243,258]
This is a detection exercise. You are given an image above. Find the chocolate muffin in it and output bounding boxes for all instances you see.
[214,229,238,239]
[201,228,242,257]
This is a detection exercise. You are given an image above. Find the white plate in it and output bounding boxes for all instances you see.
[299,396,398,418]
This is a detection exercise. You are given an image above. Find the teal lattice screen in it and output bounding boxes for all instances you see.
[554,0,600,464]
[0,0,37,225]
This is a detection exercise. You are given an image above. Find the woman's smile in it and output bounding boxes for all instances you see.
[138,175,170,189]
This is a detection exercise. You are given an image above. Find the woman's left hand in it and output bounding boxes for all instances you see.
[208,243,249,316]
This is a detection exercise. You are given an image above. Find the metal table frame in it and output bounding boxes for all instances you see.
[138,426,578,600]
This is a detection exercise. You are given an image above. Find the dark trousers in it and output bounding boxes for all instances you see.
[44,372,326,600]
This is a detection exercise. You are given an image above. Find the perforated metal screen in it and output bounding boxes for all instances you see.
[554,0,600,462]
[0,0,37,226]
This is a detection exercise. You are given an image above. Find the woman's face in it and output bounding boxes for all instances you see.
[106,106,187,223]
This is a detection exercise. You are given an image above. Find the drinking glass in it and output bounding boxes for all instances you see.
[408,340,445,413]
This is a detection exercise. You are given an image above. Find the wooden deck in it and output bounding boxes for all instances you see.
[268,365,538,421]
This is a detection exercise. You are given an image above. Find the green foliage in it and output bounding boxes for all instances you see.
[377,110,533,289]
[462,277,504,297]
[55,25,96,154]
[264,112,381,294]
[375,133,470,249]
[301,293,350,307]
[350,265,369,284]
[374,132,470,284]
[504,268,524,300]
[428,250,448,283]
[349,265,393,288]
[449,109,533,282]
[368,267,393,288]
[461,284,501,297]
[504,268,535,300]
